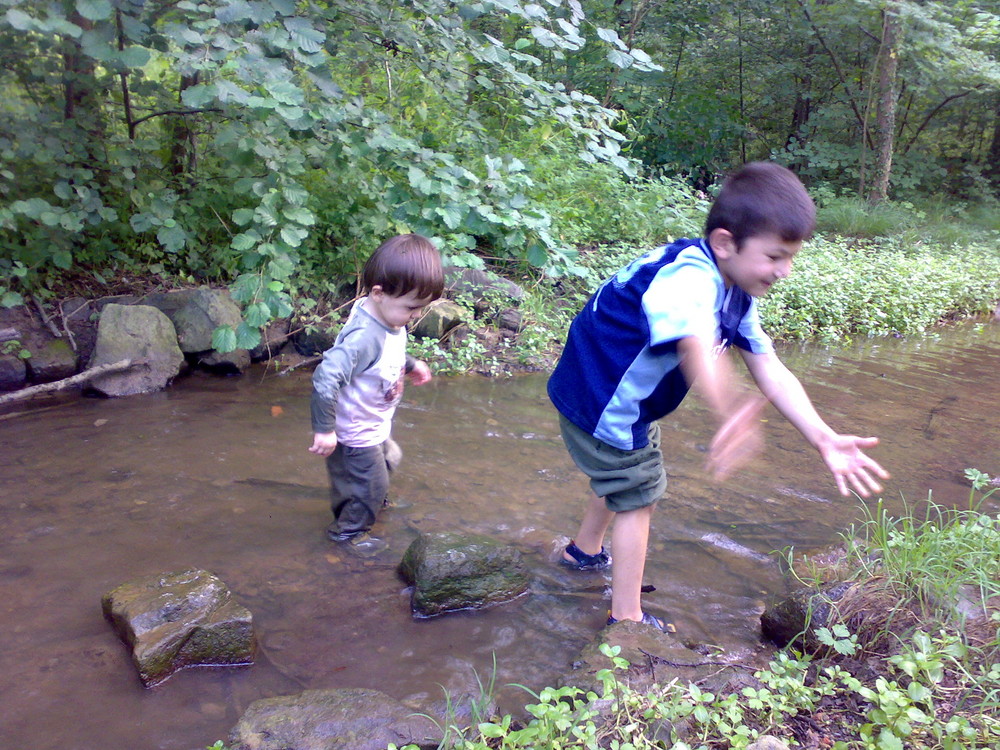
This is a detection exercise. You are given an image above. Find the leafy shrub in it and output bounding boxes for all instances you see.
[759,237,1000,341]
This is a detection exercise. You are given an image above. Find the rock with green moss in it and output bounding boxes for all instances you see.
[229,688,441,750]
[102,568,255,686]
[399,531,529,617]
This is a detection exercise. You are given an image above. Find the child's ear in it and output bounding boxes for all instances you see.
[708,228,737,260]
[368,284,384,299]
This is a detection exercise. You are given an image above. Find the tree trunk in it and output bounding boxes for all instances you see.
[868,1,902,205]
[986,95,1000,187]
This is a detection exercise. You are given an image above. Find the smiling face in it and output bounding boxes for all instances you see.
[709,229,802,297]
[365,286,435,330]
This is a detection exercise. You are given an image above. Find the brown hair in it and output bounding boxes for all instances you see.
[361,234,444,301]
[705,162,816,248]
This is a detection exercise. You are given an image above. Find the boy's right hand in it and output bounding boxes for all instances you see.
[707,396,766,481]
[309,431,338,457]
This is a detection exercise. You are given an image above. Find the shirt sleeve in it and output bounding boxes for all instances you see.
[642,260,719,348]
[310,326,382,433]
[736,300,774,354]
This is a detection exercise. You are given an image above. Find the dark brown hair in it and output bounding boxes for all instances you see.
[705,162,816,248]
[361,234,444,301]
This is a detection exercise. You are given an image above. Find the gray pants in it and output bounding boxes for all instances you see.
[325,438,401,535]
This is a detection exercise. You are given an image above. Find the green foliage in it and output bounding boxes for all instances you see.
[841,472,1000,633]
[388,626,1000,750]
[1,0,662,325]
[758,236,1000,342]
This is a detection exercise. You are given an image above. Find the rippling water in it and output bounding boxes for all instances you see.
[1,322,997,749]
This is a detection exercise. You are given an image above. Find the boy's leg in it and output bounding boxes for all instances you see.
[608,504,655,622]
[325,443,390,538]
[565,493,613,559]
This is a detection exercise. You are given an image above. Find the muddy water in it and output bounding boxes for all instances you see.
[1,323,998,750]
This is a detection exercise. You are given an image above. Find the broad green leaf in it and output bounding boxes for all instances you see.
[2,291,25,308]
[268,254,295,279]
[118,46,151,68]
[76,0,112,22]
[157,224,187,252]
[596,27,625,49]
[231,232,260,251]
[212,325,238,353]
[244,302,270,328]
[53,250,73,269]
[282,206,315,225]
[235,321,261,349]
[607,49,633,69]
[5,9,34,30]
[232,208,255,226]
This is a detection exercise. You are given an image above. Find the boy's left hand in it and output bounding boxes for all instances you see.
[407,360,433,386]
[819,435,890,497]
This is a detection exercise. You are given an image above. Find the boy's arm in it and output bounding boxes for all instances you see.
[739,349,889,497]
[309,328,380,457]
[677,335,765,480]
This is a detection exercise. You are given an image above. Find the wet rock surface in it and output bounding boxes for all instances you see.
[102,568,256,686]
[228,687,442,750]
[87,303,186,397]
[398,531,530,617]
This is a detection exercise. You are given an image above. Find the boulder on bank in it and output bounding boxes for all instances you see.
[398,531,530,617]
[229,688,441,750]
[760,580,857,655]
[102,568,255,687]
[87,303,185,397]
[169,287,251,373]
[410,299,465,340]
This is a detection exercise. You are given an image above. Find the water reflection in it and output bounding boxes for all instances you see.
[0,323,997,749]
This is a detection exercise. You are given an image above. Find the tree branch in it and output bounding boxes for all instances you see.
[130,108,222,128]
[0,359,140,406]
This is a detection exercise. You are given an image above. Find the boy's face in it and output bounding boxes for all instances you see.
[366,286,435,330]
[710,230,801,297]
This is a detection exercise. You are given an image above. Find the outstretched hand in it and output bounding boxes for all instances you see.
[818,434,890,497]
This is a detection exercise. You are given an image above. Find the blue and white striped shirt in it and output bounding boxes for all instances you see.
[548,238,773,450]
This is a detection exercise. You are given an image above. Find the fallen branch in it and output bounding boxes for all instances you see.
[30,294,62,339]
[0,327,20,343]
[0,359,139,406]
[277,355,321,376]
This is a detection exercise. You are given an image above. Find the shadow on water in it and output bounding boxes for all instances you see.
[1,322,998,749]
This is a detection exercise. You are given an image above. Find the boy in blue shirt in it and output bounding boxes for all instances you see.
[548,162,890,630]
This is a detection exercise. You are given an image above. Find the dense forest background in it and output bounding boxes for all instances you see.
[2,0,999,349]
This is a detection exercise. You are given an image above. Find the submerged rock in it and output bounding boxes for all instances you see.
[398,531,529,617]
[102,568,255,686]
[229,687,441,750]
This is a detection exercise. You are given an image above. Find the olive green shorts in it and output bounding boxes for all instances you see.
[558,413,667,513]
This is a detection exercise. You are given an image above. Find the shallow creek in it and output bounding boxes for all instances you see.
[1,322,998,750]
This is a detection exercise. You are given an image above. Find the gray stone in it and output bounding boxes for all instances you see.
[497,308,524,333]
[410,299,466,340]
[398,531,530,617]
[0,354,27,391]
[87,303,185,397]
[293,325,336,356]
[249,318,292,361]
[761,580,855,654]
[139,289,200,320]
[748,736,791,750]
[26,336,77,382]
[102,568,255,687]
[198,347,252,374]
[170,287,243,354]
[229,688,441,750]
[443,266,525,305]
